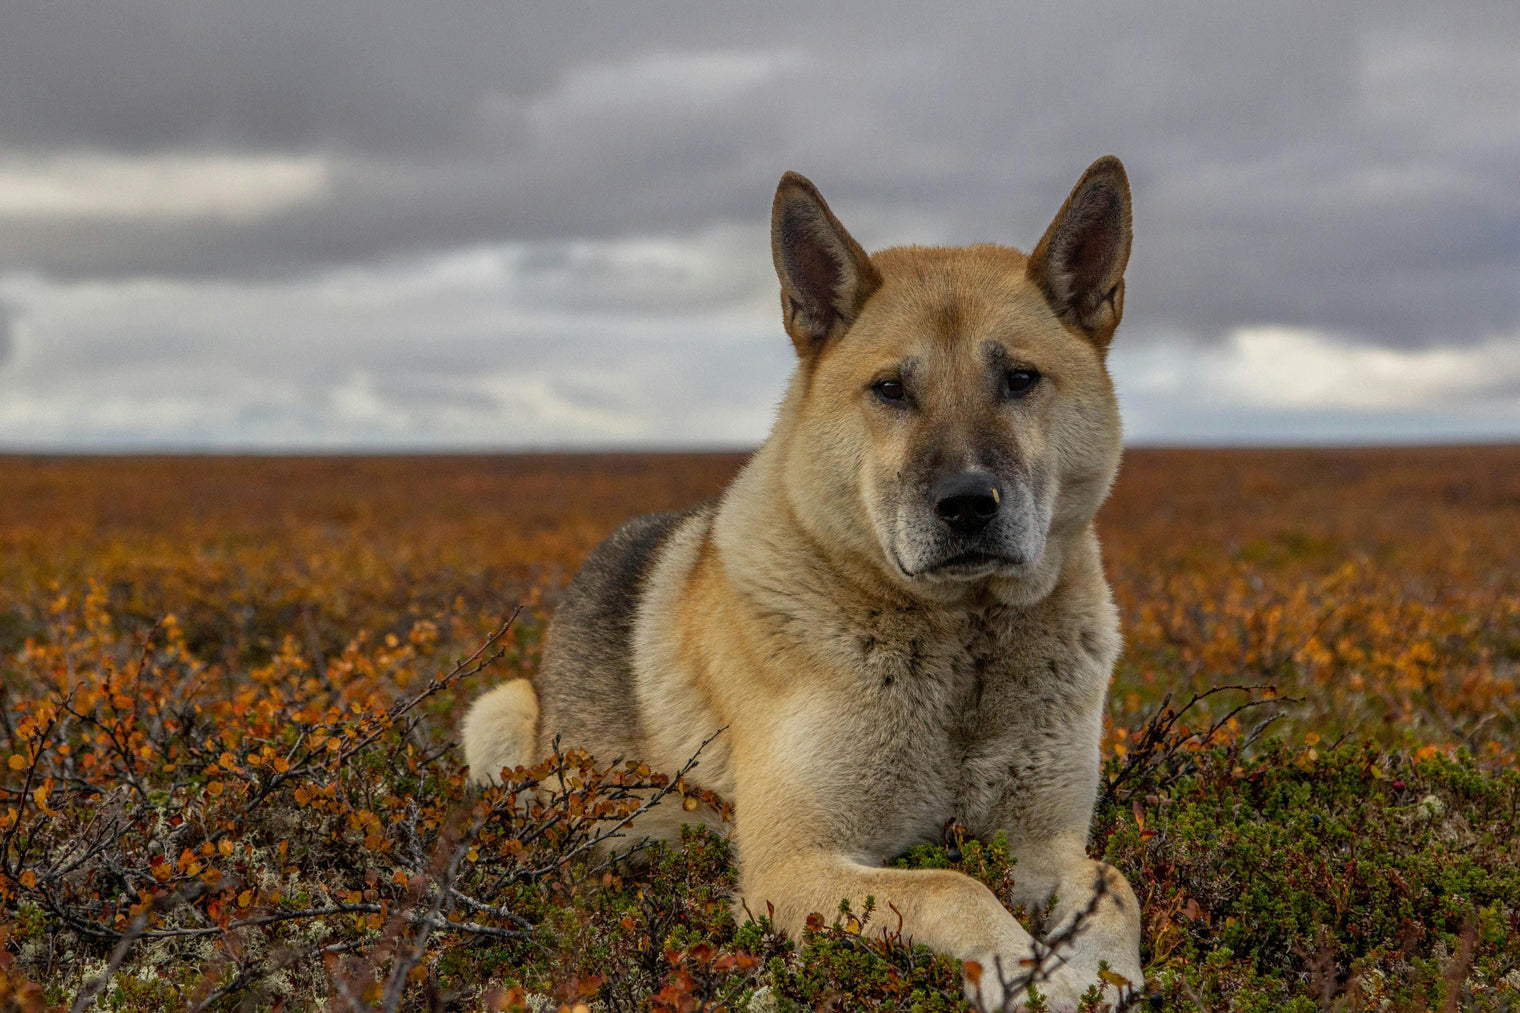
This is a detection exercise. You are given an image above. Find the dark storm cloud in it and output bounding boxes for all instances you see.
[1,2,1518,448]
[2,2,1516,351]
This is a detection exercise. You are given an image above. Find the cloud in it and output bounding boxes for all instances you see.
[1113,325,1520,444]
[522,49,805,140]
[0,230,788,449]
[2,5,1515,347]
[0,153,330,222]
[1118,326,1520,411]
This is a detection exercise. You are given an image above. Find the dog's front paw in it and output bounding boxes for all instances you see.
[965,954,1140,1012]
[963,952,1077,1012]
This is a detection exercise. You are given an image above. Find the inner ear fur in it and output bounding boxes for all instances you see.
[771,171,882,358]
[1027,155,1133,349]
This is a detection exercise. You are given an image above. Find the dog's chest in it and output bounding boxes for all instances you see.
[837,603,1107,855]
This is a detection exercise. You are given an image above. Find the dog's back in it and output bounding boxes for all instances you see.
[463,508,693,782]
[535,509,689,763]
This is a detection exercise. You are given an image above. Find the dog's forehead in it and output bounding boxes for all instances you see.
[856,244,1062,358]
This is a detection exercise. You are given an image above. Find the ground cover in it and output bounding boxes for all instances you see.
[0,448,1516,1011]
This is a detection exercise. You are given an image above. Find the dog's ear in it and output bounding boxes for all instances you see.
[1027,156,1132,349]
[771,171,882,358]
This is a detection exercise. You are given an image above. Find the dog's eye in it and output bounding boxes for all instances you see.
[873,379,907,404]
[1004,369,1041,399]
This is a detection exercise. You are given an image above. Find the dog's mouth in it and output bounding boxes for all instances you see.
[914,550,1027,581]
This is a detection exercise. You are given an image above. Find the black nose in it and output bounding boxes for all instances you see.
[932,473,1003,535]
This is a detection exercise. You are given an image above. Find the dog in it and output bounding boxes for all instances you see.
[464,156,1142,1010]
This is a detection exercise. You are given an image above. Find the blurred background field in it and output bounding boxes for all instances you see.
[3,447,1516,755]
[0,447,1517,1011]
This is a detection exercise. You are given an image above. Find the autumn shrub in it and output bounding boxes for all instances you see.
[0,591,738,1011]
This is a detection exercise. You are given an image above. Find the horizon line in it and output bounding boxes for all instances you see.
[3,437,1519,458]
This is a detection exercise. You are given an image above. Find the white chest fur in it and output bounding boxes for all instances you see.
[789,594,1116,861]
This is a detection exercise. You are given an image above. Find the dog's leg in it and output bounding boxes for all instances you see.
[738,850,1048,1011]
[735,756,1054,1012]
[1002,842,1145,1008]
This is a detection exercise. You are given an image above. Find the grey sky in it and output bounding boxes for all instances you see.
[1,3,1518,448]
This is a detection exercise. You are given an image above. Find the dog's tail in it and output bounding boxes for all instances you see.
[461,679,540,785]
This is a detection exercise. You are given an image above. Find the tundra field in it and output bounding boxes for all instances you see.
[0,447,1517,1013]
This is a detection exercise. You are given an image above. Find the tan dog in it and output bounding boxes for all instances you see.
[464,157,1142,1010]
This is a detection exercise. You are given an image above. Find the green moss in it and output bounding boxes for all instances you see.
[1097,740,1519,1010]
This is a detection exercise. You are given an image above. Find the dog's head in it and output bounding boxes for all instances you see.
[769,158,1131,605]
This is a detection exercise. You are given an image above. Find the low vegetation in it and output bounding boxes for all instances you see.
[1,448,1517,1011]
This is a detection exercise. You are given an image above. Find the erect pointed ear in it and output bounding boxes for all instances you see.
[771,171,882,358]
[1027,155,1133,349]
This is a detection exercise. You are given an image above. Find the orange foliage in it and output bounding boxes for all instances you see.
[1101,446,1520,760]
